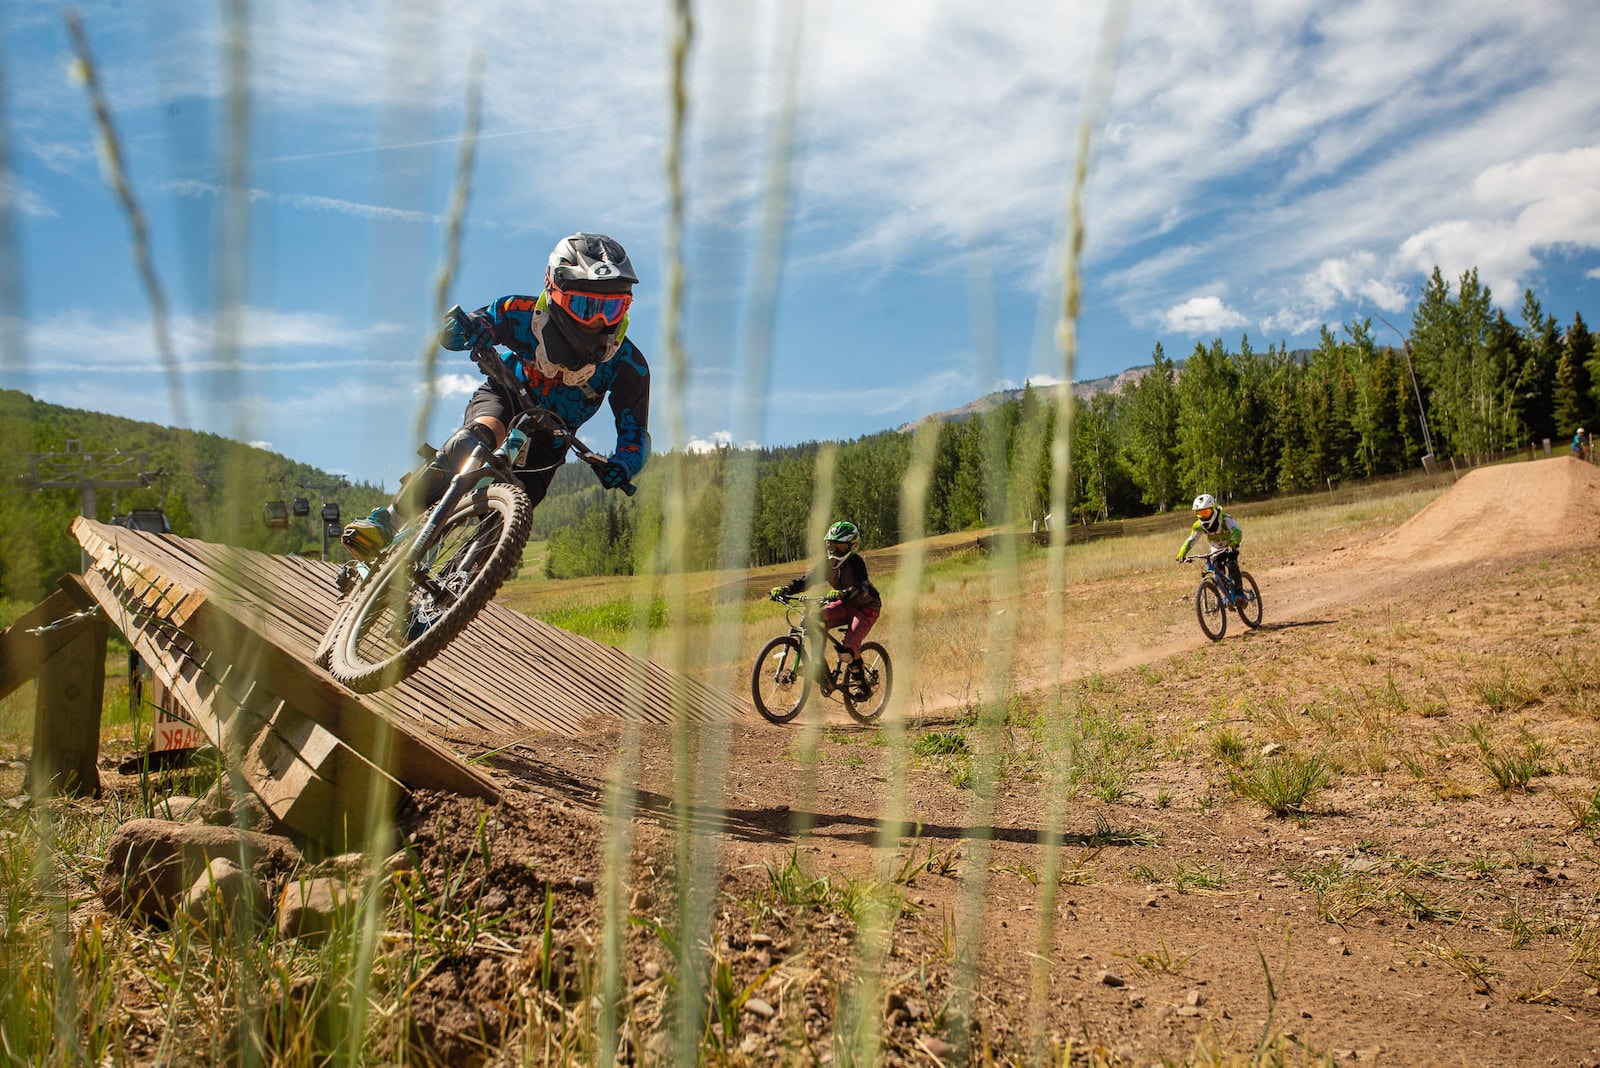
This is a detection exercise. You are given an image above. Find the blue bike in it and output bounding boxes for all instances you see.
[1181,548,1262,641]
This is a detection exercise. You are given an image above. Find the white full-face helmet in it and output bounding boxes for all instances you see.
[1193,493,1222,534]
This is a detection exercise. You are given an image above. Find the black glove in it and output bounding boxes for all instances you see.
[441,307,495,350]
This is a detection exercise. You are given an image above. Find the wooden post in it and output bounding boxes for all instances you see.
[30,607,108,798]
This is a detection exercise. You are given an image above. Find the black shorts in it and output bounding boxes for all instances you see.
[462,381,567,503]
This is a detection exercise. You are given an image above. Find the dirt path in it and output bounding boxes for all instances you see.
[435,457,1600,1064]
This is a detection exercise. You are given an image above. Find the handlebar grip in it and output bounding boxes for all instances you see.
[619,481,638,497]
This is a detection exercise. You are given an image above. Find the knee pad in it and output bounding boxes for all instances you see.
[397,423,498,517]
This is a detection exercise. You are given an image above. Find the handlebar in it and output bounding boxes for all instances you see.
[769,591,828,605]
[447,305,637,497]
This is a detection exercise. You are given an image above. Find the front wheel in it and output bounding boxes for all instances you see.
[843,642,893,724]
[328,483,531,693]
[751,635,810,724]
[1195,576,1227,641]
[1235,571,1263,629]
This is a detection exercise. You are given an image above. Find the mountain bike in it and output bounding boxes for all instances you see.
[317,306,636,693]
[1181,548,1262,642]
[751,593,892,725]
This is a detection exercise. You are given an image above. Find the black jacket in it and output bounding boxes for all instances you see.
[781,552,882,610]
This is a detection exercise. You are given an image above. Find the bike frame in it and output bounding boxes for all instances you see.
[1198,550,1237,600]
[777,596,856,693]
[342,420,528,591]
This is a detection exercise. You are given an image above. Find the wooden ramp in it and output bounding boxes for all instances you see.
[67,518,743,845]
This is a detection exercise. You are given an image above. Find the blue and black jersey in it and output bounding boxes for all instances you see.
[445,294,651,480]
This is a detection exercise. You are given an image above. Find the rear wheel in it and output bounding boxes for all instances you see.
[1236,571,1263,629]
[843,641,893,724]
[328,484,530,693]
[751,635,810,724]
[1195,576,1227,641]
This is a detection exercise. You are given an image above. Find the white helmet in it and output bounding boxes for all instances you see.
[1193,493,1222,534]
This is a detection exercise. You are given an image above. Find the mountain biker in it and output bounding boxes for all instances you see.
[1573,428,1589,461]
[1176,493,1245,603]
[769,521,882,682]
[342,232,650,560]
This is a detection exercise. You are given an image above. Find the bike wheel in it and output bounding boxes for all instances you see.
[328,484,531,693]
[1195,577,1227,641]
[751,635,810,724]
[1235,571,1263,629]
[843,642,893,724]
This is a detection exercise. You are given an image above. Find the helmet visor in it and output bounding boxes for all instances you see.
[1195,506,1215,521]
[549,286,632,327]
[826,540,852,558]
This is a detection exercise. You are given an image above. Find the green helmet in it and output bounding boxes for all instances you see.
[825,521,860,562]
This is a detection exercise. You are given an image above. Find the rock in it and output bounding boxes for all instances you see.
[1098,970,1125,987]
[1260,742,1284,758]
[920,1036,954,1059]
[153,795,203,820]
[181,856,268,930]
[313,852,370,880]
[1186,989,1206,1007]
[278,877,355,941]
[742,996,775,1019]
[102,818,302,923]
[383,849,415,877]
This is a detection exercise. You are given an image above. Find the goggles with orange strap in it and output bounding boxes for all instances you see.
[547,285,632,327]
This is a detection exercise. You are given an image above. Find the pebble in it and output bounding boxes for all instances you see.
[742,997,775,1019]
[1098,970,1126,987]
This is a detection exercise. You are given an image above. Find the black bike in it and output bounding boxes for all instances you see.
[318,306,635,693]
[751,593,892,725]
[1182,548,1262,641]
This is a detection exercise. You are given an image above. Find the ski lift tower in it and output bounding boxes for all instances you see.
[17,441,163,571]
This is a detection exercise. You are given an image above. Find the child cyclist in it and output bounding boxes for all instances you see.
[770,521,882,683]
[1176,493,1245,602]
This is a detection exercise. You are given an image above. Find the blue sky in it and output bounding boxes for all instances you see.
[2,0,1598,489]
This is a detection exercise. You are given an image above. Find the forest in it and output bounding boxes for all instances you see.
[540,266,1596,578]
[2,265,1594,596]
[0,390,391,603]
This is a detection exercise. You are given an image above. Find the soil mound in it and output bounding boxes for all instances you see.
[1365,455,1600,567]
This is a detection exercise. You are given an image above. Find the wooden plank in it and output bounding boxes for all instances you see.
[0,587,87,701]
[29,599,107,798]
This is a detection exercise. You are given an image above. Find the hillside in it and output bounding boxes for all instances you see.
[0,389,389,601]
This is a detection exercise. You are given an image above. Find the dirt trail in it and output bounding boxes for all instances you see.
[1127,456,1600,678]
[417,457,1600,1065]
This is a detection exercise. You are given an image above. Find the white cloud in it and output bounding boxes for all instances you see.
[24,307,411,370]
[424,373,480,399]
[168,180,443,224]
[1159,297,1247,335]
[685,430,746,453]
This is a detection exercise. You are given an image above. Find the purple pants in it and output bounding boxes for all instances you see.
[820,602,879,653]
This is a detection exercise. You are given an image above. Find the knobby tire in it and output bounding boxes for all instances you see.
[1236,571,1263,629]
[1195,576,1227,641]
[329,483,531,693]
[752,634,810,723]
[842,641,893,724]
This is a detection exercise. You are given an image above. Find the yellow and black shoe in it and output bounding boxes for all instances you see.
[341,508,395,561]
